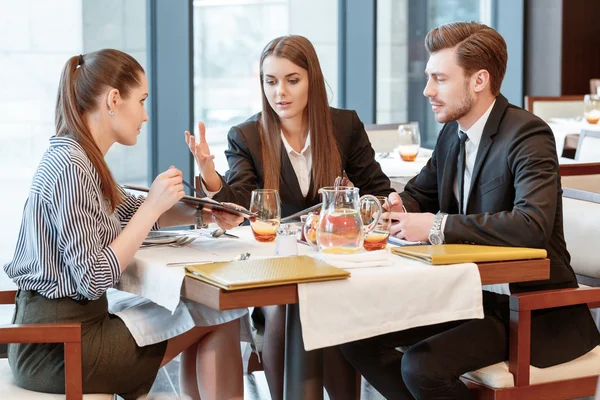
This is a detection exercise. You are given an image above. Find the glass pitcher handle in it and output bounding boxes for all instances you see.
[359,195,382,234]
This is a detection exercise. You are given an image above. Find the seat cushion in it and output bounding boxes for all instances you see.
[0,359,113,399]
[463,346,600,388]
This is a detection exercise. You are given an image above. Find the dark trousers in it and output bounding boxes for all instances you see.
[340,312,508,400]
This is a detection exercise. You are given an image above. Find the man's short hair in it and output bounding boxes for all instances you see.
[425,22,507,96]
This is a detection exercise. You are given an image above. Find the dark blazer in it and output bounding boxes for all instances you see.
[212,107,394,217]
[401,94,600,367]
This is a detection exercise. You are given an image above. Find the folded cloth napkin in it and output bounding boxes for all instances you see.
[313,250,393,269]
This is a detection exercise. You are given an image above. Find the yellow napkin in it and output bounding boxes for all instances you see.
[390,244,547,265]
[185,255,350,291]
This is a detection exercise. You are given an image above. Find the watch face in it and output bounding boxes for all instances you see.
[428,231,443,245]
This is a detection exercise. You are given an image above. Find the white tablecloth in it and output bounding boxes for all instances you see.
[548,118,600,157]
[298,252,484,351]
[377,148,432,178]
[117,226,484,352]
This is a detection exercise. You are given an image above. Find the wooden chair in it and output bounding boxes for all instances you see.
[575,130,600,163]
[463,287,600,399]
[524,95,585,158]
[524,95,585,121]
[363,123,406,153]
[591,79,600,95]
[0,290,114,400]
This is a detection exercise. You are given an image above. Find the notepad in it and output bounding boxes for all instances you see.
[390,244,547,265]
[185,255,350,291]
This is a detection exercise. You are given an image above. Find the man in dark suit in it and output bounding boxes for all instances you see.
[340,21,600,399]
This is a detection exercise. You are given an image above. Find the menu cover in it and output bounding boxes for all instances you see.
[124,184,256,219]
[390,244,547,265]
[185,255,350,291]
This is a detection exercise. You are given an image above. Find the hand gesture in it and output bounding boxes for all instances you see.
[185,122,215,177]
[146,167,184,215]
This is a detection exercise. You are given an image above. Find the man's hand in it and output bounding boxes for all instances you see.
[389,212,435,242]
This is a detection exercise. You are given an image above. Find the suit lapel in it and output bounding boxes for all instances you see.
[279,146,306,210]
[464,95,509,212]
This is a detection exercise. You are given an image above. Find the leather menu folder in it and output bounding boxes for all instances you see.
[185,255,350,291]
[390,244,547,265]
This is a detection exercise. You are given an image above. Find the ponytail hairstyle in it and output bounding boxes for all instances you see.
[259,35,342,197]
[55,49,144,211]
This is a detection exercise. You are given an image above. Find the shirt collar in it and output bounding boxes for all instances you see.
[458,99,496,148]
[49,135,85,152]
[280,131,311,155]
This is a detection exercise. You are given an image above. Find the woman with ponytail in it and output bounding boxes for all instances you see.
[4,49,245,400]
[186,35,394,400]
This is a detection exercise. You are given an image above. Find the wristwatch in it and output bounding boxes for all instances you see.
[195,207,208,229]
[428,212,447,245]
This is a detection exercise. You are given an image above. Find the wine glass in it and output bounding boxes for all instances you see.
[397,123,421,161]
[584,94,600,124]
[249,189,281,242]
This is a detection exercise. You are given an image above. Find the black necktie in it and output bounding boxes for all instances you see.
[457,130,468,214]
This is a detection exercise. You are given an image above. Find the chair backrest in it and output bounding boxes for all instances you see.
[575,130,600,162]
[524,95,585,121]
[363,123,404,153]
[591,79,600,95]
[562,188,600,284]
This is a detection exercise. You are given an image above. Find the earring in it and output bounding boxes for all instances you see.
[108,109,115,116]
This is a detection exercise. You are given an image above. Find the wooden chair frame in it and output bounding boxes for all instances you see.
[0,290,83,400]
[524,95,585,114]
[464,288,600,399]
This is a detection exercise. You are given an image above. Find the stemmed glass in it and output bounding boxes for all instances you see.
[249,189,281,242]
[397,123,421,161]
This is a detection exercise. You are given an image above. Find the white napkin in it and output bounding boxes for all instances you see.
[313,250,392,269]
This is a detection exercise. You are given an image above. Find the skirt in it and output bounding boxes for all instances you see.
[8,290,167,400]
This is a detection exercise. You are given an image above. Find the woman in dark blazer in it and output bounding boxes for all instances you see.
[186,35,393,400]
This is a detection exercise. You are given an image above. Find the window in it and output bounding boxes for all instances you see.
[193,0,338,173]
[376,0,492,148]
[0,0,148,269]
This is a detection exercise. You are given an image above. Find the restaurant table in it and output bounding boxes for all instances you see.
[125,228,549,400]
[177,238,548,400]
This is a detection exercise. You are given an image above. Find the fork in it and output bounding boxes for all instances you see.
[168,236,196,247]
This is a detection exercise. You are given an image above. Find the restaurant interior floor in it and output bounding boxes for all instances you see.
[145,357,386,399]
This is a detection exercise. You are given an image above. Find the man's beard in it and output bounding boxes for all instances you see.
[436,83,474,123]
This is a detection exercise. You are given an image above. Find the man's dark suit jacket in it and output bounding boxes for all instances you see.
[212,107,394,217]
[401,94,600,368]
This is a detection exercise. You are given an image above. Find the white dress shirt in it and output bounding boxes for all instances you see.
[204,131,312,198]
[441,100,496,236]
[280,132,312,197]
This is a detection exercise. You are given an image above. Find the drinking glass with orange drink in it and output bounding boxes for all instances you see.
[361,196,391,251]
[584,94,600,124]
[396,122,421,161]
[249,189,281,242]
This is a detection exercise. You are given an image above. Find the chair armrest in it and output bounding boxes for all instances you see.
[509,287,600,311]
[0,323,81,344]
[0,290,17,305]
[560,162,600,176]
[508,287,600,387]
[0,323,83,400]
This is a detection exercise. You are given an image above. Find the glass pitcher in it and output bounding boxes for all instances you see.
[305,186,382,254]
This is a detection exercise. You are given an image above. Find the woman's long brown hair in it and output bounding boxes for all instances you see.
[259,35,342,197]
[55,49,144,211]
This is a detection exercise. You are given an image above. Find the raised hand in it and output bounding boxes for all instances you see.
[185,121,216,176]
[146,167,185,215]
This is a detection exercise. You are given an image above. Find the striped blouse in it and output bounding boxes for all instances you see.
[4,136,158,301]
